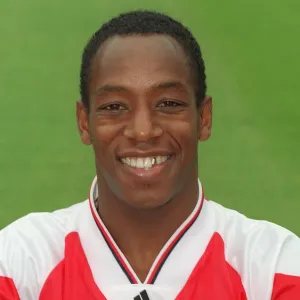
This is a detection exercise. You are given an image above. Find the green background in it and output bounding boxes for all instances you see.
[0,0,299,233]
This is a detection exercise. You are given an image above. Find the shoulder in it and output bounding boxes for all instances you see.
[204,199,298,247]
[0,201,88,297]
[203,200,300,298]
[0,200,87,244]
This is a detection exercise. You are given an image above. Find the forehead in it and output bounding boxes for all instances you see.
[90,35,193,91]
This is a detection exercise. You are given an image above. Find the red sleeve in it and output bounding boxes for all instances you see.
[271,233,300,299]
[0,276,20,300]
[271,273,300,299]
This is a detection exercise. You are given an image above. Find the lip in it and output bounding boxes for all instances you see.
[118,155,174,180]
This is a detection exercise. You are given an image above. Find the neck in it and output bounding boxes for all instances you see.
[96,177,200,281]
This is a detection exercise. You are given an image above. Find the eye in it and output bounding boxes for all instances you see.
[157,100,182,108]
[156,99,188,113]
[96,102,127,115]
[102,103,126,111]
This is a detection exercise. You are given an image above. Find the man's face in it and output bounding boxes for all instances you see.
[77,35,212,209]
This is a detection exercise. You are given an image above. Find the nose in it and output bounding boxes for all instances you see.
[124,107,163,142]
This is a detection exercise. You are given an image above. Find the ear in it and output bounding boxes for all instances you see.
[198,96,212,141]
[76,101,91,145]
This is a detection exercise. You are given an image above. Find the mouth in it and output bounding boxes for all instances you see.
[120,155,171,169]
[118,154,173,178]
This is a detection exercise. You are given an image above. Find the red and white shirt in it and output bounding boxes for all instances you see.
[0,177,300,299]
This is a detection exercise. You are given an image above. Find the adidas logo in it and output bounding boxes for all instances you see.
[133,289,150,300]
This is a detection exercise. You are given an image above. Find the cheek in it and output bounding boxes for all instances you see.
[166,117,198,141]
[90,115,124,142]
[90,121,122,160]
[94,123,119,143]
[164,119,199,160]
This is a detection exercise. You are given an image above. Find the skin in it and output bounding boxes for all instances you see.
[77,35,212,281]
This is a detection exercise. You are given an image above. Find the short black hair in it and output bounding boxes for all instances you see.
[80,10,207,109]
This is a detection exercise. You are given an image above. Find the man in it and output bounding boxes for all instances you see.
[0,10,299,300]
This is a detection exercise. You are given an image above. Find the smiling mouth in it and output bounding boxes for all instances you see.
[119,155,172,171]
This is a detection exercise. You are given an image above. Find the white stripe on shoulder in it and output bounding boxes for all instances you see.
[0,200,89,300]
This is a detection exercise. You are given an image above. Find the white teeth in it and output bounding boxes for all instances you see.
[121,155,170,170]
[144,157,153,170]
[161,156,168,163]
[155,156,168,164]
[156,156,162,164]
[136,158,144,168]
[155,156,162,165]
[130,158,136,167]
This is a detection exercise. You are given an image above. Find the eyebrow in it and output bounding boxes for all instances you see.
[96,85,127,95]
[95,81,186,95]
[152,81,186,91]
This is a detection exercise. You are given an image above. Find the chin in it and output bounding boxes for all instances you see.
[123,190,172,211]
